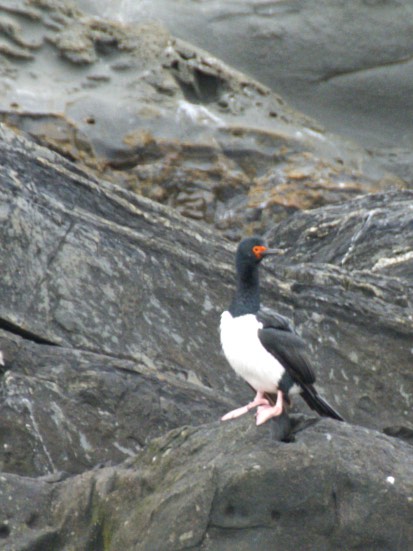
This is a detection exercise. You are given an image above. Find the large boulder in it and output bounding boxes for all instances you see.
[0,1,402,238]
[1,417,412,550]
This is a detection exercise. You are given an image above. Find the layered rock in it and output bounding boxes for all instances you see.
[265,192,413,431]
[0,124,237,392]
[76,0,413,182]
[0,117,412,549]
[0,124,412,488]
[0,3,412,544]
[0,0,403,239]
[0,328,232,477]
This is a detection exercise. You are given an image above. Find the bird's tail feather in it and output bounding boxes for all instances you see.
[301,386,344,421]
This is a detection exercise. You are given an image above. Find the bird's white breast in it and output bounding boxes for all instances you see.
[220,311,285,393]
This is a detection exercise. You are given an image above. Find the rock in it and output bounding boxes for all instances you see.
[0,122,411,451]
[0,1,403,239]
[76,0,413,183]
[0,123,240,394]
[267,191,413,276]
[0,472,59,550]
[0,121,247,476]
[383,425,413,447]
[1,97,413,549]
[0,5,411,551]
[264,192,413,430]
[0,329,233,477]
[1,417,412,550]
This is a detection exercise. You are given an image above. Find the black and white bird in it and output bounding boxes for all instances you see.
[220,236,344,425]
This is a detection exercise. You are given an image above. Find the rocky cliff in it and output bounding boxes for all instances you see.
[0,0,403,241]
[0,119,412,550]
[0,2,412,550]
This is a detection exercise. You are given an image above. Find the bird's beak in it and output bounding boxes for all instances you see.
[262,247,285,257]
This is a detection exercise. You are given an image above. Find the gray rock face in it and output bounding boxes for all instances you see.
[76,0,413,182]
[0,329,232,477]
[1,417,412,550]
[264,192,413,431]
[1,122,411,439]
[269,191,413,275]
[1,76,413,550]
[0,0,403,239]
[0,124,245,399]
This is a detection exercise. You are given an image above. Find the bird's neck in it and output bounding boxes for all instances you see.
[229,264,260,317]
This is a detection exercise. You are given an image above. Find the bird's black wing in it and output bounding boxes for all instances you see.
[257,310,344,421]
[256,310,315,385]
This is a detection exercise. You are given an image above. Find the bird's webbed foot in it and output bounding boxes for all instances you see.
[255,390,284,425]
[221,391,270,421]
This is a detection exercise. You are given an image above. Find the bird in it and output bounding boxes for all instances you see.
[220,236,344,425]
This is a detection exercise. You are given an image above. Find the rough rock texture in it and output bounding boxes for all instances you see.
[0,99,413,548]
[269,192,413,275]
[264,192,413,431]
[1,120,413,548]
[0,0,403,239]
[1,123,412,435]
[0,418,412,551]
[0,124,238,393]
[77,0,413,183]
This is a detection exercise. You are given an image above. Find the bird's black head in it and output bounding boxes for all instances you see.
[235,236,275,269]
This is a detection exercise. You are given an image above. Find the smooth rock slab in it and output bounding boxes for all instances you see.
[0,329,233,477]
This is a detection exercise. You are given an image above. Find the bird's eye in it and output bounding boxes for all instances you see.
[252,245,267,259]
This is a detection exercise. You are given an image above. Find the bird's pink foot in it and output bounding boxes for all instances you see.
[221,405,251,421]
[255,390,284,426]
[221,391,270,421]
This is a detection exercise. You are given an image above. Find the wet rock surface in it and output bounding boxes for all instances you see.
[0,0,403,239]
